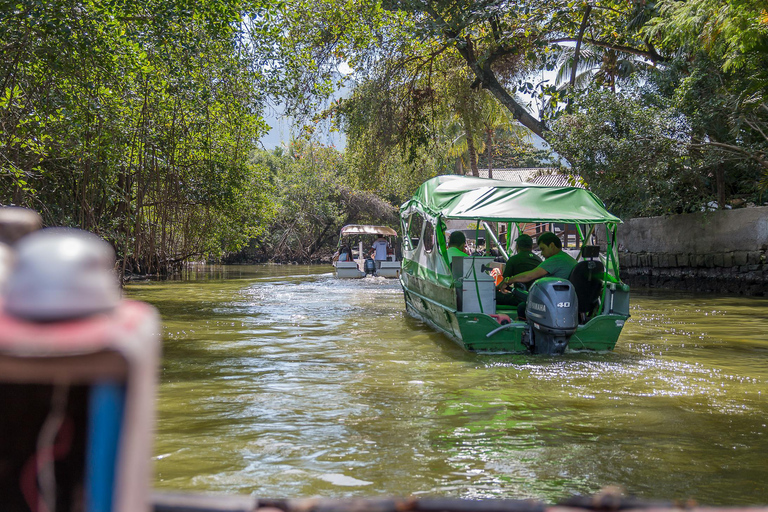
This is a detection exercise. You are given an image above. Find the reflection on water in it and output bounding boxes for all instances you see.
[126,265,768,505]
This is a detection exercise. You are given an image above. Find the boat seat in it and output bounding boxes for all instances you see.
[568,257,605,323]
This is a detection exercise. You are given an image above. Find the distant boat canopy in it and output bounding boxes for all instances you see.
[335,224,401,279]
[339,225,398,237]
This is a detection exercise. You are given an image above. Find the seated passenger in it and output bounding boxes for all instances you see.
[496,234,542,306]
[335,244,353,262]
[503,232,578,319]
[446,231,469,264]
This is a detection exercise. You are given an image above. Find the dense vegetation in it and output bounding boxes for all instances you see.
[1,0,277,274]
[1,0,766,272]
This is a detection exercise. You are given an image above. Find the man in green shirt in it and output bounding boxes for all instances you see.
[506,231,577,283]
[504,231,578,318]
[446,230,469,264]
[496,234,542,306]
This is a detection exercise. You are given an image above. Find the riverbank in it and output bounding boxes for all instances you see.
[615,206,768,296]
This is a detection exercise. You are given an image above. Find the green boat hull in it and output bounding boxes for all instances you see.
[401,273,628,354]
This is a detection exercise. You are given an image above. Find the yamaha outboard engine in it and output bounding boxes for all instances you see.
[364,257,377,275]
[524,277,578,355]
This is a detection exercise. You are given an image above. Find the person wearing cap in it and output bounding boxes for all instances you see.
[496,233,542,305]
[500,234,542,284]
[446,230,469,264]
[505,231,578,318]
[506,231,577,285]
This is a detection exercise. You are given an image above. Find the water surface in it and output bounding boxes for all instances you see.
[125,265,768,504]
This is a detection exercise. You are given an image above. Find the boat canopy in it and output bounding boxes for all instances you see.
[339,224,398,237]
[400,175,621,225]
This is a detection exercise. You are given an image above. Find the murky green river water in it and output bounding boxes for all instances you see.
[124,265,768,505]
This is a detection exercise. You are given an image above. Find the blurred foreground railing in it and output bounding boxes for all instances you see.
[152,493,768,512]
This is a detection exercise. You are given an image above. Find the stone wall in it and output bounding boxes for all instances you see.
[614,206,768,295]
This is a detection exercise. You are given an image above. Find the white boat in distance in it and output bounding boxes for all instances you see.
[333,224,401,278]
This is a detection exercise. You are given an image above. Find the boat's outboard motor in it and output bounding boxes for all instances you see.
[524,277,578,355]
[364,257,377,275]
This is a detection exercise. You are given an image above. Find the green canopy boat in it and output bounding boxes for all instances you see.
[399,175,630,355]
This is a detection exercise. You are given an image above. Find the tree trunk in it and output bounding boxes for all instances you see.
[466,136,479,177]
[461,109,480,176]
[716,165,726,208]
[486,129,493,179]
[571,6,592,88]
[455,157,464,175]
[450,35,547,138]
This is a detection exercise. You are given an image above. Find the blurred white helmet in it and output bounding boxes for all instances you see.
[4,228,121,321]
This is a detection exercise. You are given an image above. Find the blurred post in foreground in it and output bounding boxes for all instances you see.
[0,214,160,512]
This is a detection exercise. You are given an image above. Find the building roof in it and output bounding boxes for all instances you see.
[474,168,546,182]
[471,168,585,189]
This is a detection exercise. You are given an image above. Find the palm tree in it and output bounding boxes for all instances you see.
[445,113,482,177]
[445,78,484,176]
[478,91,533,178]
[554,45,651,93]
[446,89,536,177]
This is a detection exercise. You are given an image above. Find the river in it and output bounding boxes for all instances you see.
[124,265,768,505]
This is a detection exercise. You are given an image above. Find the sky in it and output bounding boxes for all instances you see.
[259,64,352,151]
[259,105,347,150]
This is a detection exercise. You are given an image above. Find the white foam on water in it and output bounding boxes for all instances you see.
[317,473,373,486]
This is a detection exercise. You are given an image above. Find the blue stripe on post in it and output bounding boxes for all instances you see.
[85,382,125,512]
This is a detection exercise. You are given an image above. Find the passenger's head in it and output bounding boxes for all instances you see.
[514,233,533,250]
[537,231,562,258]
[448,230,466,248]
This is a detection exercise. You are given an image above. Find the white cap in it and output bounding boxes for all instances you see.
[4,228,120,321]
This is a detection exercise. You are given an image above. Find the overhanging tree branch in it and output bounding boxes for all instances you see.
[459,39,547,137]
[691,142,768,170]
[548,37,667,63]
[421,2,547,137]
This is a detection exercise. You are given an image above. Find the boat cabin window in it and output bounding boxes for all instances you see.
[526,222,585,249]
[404,214,424,250]
[423,221,435,253]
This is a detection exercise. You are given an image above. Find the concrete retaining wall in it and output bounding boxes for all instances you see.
[615,206,768,295]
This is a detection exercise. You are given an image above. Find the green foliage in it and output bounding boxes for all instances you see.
[333,45,549,190]
[375,0,670,133]
[263,0,767,211]
[3,0,767,263]
[549,92,697,218]
[0,0,274,274]
[643,0,768,190]
[645,0,768,75]
[334,74,445,188]
[251,142,399,262]
[477,138,552,169]
[329,49,459,193]
[550,85,765,217]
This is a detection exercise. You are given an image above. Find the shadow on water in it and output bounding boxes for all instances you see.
[125,266,768,505]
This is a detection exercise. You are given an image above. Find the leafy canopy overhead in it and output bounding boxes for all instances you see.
[274,0,669,137]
